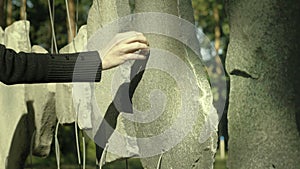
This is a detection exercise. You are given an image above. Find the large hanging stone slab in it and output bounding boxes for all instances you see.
[56,25,89,125]
[86,0,140,164]
[225,0,300,168]
[0,20,31,169]
[133,1,217,168]
[25,45,56,157]
[86,0,218,168]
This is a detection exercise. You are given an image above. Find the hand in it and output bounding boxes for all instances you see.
[99,31,150,70]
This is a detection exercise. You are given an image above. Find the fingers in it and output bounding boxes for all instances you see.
[122,42,149,53]
[117,31,148,45]
[123,33,148,45]
[124,53,147,60]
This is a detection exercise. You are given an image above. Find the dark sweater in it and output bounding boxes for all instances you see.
[0,44,102,85]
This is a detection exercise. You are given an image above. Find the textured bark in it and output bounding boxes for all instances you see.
[0,0,5,27]
[226,0,300,168]
[66,0,76,43]
[20,0,26,20]
[6,0,12,25]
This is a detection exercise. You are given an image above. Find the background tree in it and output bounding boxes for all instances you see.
[6,0,12,25]
[0,0,5,27]
[192,0,230,147]
[225,0,300,168]
[66,0,75,43]
[20,0,26,20]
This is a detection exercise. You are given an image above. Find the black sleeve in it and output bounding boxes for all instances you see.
[0,44,102,85]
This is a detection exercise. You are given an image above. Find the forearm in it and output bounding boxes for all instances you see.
[47,51,102,83]
[0,44,102,85]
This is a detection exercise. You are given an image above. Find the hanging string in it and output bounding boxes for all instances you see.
[156,151,164,169]
[51,0,55,53]
[47,0,58,53]
[55,121,61,169]
[82,132,86,169]
[75,102,82,166]
[99,144,108,169]
[65,0,82,166]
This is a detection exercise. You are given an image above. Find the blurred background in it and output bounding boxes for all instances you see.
[0,0,229,168]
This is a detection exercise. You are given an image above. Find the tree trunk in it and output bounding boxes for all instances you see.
[0,0,5,27]
[20,0,26,20]
[226,0,300,168]
[66,0,76,43]
[6,0,12,25]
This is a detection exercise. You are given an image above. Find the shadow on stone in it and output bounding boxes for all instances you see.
[6,101,35,169]
[95,58,148,163]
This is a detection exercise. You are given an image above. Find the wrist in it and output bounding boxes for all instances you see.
[102,60,108,70]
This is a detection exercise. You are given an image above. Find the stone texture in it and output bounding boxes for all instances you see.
[134,1,217,169]
[0,27,4,44]
[226,0,300,168]
[0,20,31,169]
[4,20,31,52]
[86,0,217,168]
[0,21,57,168]
[25,45,56,157]
[87,0,139,164]
[56,25,89,125]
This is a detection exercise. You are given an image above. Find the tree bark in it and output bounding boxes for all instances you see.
[6,0,12,25]
[66,0,76,43]
[20,0,26,20]
[0,0,5,27]
[226,0,300,168]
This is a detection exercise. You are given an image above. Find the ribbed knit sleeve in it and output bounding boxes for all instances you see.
[0,44,102,85]
[47,51,102,83]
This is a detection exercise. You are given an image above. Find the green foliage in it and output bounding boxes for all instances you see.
[9,0,92,51]
[192,0,229,38]
[192,0,229,94]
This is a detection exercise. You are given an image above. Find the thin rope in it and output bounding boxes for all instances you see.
[47,0,58,53]
[99,144,108,169]
[75,102,82,166]
[70,0,81,164]
[55,121,60,169]
[51,0,55,53]
[82,133,86,169]
[156,152,164,169]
